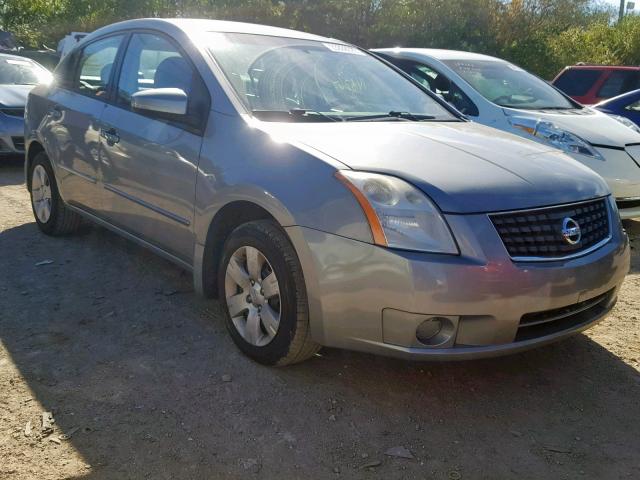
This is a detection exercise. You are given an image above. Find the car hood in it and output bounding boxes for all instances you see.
[258,120,609,214]
[502,106,640,147]
[0,84,32,107]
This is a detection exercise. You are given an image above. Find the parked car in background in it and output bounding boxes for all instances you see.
[25,19,629,365]
[14,50,60,71]
[0,53,51,157]
[373,49,640,219]
[552,65,640,105]
[595,89,640,130]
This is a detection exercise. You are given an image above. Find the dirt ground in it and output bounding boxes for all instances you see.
[0,157,638,480]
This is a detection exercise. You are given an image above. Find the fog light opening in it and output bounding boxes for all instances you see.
[416,317,454,346]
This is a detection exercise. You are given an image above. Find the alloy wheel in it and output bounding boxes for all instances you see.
[31,165,53,223]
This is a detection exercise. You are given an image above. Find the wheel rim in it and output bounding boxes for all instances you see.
[224,246,281,347]
[31,165,53,223]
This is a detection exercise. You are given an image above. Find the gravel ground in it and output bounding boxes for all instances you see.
[0,157,639,480]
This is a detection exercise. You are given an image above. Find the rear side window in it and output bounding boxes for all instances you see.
[597,71,638,98]
[75,35,124,98]
[553,69,601,96]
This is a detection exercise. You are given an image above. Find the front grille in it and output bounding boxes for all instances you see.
[11,136,25,151]
[515,289,614,341]
[0,107,25,118]
[490,198,610,260]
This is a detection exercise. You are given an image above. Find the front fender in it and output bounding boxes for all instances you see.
[193,112,374,246]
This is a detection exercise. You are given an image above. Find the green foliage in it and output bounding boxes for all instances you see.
[0,0,637,78]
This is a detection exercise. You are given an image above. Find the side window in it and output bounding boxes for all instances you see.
[597,71,637,98]
[117,33,193,105]
[553,69,600,97]
[116,33,208,132]
[414,63,479,117]
[75,35,124,98]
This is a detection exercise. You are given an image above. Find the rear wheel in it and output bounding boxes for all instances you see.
[218,220,320,365]
[28,152,83,235]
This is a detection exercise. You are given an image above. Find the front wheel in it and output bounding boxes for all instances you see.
[218,220,320,365]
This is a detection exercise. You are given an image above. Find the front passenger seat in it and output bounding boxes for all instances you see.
[153,56,193,93]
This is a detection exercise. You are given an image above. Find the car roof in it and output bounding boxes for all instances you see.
[85,18,346,45]
[563,65,640,71]
[372,48,504,62]
[0,52,39,64]
[595,88,640,107]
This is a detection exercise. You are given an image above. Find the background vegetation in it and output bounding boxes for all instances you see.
[0,0,638,78]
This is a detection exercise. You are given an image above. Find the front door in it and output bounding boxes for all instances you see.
[99,32,208,263]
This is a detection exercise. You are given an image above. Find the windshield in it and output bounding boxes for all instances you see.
[205,32,456,121]
[443,59,575,110]
[0,57,51,85]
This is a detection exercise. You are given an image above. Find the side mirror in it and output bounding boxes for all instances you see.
[131,88,188,115]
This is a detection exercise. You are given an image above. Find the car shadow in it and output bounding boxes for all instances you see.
[0,220,638,480]
[0,156,25,187]
[623,219,640,274]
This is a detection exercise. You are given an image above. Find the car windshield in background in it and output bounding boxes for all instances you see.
[0,58,51,85]
[443,59,575,110]
[206,32,456,122]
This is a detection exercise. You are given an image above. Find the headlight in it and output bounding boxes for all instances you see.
[336,170,458,254]
[511,118,603,160]
[610,114,640,134]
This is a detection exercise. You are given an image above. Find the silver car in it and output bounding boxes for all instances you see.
[0,53,51,156]
[25,19,630,365]
[372,49,640,219]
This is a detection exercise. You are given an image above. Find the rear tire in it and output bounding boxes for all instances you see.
[218,220,320,366]
[28,152,83,236]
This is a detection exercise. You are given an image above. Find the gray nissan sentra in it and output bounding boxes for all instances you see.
[24,19,630,365]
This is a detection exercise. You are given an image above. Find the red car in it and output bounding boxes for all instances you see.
[552,65,640,105]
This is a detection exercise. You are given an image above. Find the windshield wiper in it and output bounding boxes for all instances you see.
[344,111,436,122]
[251,109,341,122]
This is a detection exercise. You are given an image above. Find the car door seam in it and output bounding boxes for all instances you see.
[103,183,191,226]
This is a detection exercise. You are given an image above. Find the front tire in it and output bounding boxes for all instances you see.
[218,220,320,366]
[28,152,83,236]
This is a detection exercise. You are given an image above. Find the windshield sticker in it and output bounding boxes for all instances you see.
[323,43,365,55]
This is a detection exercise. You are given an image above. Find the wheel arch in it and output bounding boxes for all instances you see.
[194,200,285,299]
[25,141,46,191]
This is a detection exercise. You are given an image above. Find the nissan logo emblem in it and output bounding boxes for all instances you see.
[561,217,582,245]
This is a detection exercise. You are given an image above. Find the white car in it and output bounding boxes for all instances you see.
[373,48,640,219]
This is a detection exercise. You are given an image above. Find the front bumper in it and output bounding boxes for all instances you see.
[286,205,630,360]
[572,147,640,219]
[0,113,25,156]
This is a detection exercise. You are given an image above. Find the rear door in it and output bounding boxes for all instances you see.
[98,32,209,262]
[43,34,124,212]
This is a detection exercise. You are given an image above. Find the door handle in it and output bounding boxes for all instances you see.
[100,127,120,146]
[48,105,62,120]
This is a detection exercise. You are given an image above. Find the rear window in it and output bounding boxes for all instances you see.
[597,71,639,99]
[553,69,601,96]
